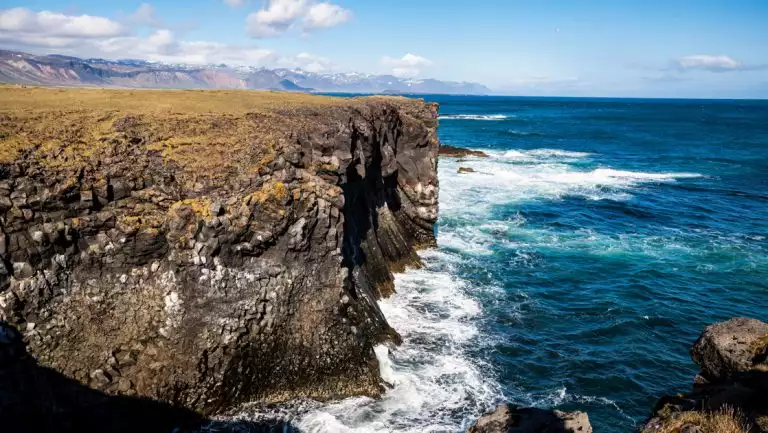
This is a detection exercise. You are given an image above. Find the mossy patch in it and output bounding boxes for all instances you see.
[169,198,214,220]
[652,407,750,433]
[243,181,288,205]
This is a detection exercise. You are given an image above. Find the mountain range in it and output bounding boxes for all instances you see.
[0,49,492,95]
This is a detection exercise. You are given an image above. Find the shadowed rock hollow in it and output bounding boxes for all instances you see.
[0,86,439,417]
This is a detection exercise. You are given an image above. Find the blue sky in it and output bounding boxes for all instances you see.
[1,0,767,98]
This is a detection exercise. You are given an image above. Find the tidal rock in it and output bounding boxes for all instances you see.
[0,87,440,416]
[439,144,490,158]
[468,404,593,433]
[458,167,476,174]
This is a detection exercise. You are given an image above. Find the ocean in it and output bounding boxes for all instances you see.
[285,96,768,432]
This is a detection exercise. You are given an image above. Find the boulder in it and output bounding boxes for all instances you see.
[468,404,592,433]
[692,317,768,382]
[458,167,476,174]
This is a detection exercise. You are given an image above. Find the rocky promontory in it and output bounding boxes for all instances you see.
[0,86,439,426]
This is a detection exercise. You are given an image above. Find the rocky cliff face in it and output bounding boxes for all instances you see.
[0,86,439,418]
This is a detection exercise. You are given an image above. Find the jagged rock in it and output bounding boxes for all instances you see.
[439,145,489,158]
[468,404,593,433]
[643,318,768,433]
[692,317,768,382]
[0,87,440,417]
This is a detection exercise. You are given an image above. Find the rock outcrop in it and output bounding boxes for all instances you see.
[0,87,439,419]
[642,318,768,433]
[468,404,593,433]
[439,144,489,158]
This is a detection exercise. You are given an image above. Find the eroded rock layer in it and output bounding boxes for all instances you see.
[0,87,439,415]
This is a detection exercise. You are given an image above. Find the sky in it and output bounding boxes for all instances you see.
[1,0,767,98]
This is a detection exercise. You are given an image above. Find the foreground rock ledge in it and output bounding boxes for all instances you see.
[0,87,439,416]
[643,317,768,433]
[469,404,593,433]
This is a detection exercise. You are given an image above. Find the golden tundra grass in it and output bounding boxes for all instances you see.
[655,407,750,433]
[0,85,356,185]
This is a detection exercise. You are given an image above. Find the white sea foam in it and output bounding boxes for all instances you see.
[254,147,705,432]
[441,148,703,215]
[296,250,503,433]
[439,114,511,120]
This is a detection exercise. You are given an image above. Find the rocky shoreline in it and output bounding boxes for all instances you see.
[465,317,768,433]
[1,86,765,433]
[0,86,438,431]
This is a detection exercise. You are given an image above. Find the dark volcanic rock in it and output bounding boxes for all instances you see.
[0,321,292,433]
[0,87,439,417]
[642,317,768,433]
[468,404,592,433]
[439,145,489,158]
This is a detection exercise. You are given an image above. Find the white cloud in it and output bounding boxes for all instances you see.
[675,55,743,72]
[128,3,162,27]
[381,53,433,78]
[304,3,351,29]
[279,52,332,72]
[0,7,126,39]
[246,0,351,38]
[0,6,338,72]
[671,54,768,73]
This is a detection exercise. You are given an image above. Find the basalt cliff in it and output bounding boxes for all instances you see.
[0,86,439,430]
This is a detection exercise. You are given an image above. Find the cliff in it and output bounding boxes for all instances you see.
[0,86,439,421]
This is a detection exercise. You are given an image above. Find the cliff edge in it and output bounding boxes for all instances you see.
[0,86,439,418]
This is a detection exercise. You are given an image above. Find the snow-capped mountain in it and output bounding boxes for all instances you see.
[0,49,491,95]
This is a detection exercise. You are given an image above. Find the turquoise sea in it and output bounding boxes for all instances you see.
[290,96,768,432]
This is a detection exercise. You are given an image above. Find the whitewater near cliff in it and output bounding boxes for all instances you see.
[246,95,768,433]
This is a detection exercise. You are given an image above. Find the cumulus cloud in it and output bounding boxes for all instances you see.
[0,7,126,41]
[92,30,278,65]
[672,55,767,73]
[304,3,351,29]
[381,53,433,78]
[246,0,351,38]
[0,7,331,69]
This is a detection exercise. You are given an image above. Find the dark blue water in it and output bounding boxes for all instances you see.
[294,96,768,433]
[433,96,768,432]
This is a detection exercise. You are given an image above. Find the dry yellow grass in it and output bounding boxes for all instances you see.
[0,85,422,191]
[655,407,750,433]
[0,86,370,188]
[0,84,345,115]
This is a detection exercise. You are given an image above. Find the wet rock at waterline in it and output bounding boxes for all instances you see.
[468,404,593,433]
[458,167,476,174]
[0,87,439,418]
[439,144,490,158]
